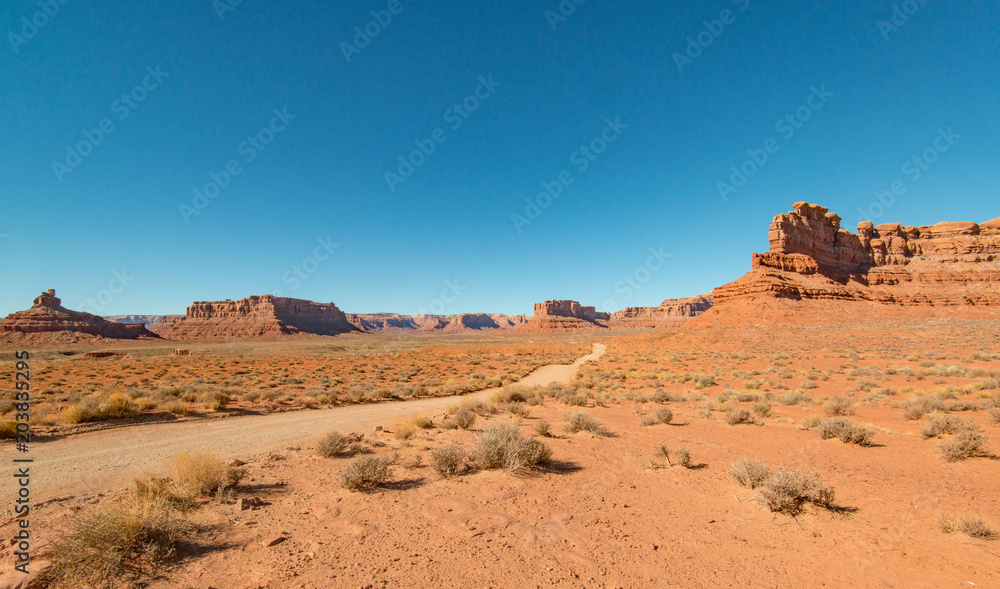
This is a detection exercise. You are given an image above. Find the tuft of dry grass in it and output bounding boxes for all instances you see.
[171,451,244,497]
[340,455,393,492]
[728,458,770,489]
[62,391,140,424]
[430,443,467,477]
[317,431,348,458]
[939,513,995,540]
[473,421,551,471]
[565,411,609,435]
[40,494,184,588]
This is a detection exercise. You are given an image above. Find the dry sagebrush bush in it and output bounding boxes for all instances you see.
[751,401,771,418]
[921,414,971,439]
[725,407,753,426]
[533,419,551,437]
[317,431,348,458]
[62,391,140,424]
[340,455,393,491]
[939,513,996,540]
[474,421,551,471]
[939,429,990,462]
[430,443,467,477]
[728,458,770,489]
[813,418,874,446]
[565,411,608,435]
[171,451,244,496]
[824,397,854,417]
[759,468,833,517]
[40,494,184,588]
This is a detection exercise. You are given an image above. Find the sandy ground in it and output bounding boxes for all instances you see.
[7,344,605,501]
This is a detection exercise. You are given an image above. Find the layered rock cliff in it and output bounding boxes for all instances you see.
[0,290,158,341]
[346,313,528,332]
[106,314,185,336]
[710,202,1000,309]
[520,300,610,332]
[164,295,360,339]
[610,294,714,329]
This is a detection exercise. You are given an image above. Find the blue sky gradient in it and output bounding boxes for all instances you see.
[1,0,998,316]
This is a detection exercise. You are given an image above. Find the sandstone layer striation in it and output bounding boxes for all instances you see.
[610,294,714,329]
[0,290,158,341]
[520,300,611,332]
[165,295,360,339]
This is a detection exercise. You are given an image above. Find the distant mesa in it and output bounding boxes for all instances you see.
[0,289,158,341]
[696,202,1000,325]
[520,300,611,332]
[164,295,360,339]
[610,294,714,329]
[346,312,527,333]
[106,314,185,336]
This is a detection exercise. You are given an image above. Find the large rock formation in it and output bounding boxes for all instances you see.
[346,313,528,333]
[708,202,1000,312]
[610,294,714,329]
[0,290,158,341]
[164,295,360,339]
[520,300,610,332]
[106,314,185,336]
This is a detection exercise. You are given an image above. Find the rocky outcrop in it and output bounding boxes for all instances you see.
[520,300,610,332]
[164,295,360,339]
[0,290,158,340]
[610,294,714,329]
[106,314,185,336]
[346,313,527,332]
[710,202,1000,309]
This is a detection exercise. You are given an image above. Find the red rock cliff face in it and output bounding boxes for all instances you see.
[346,313,527,332]
[521,300,610,332]
[713,202,1000,307]
[610,295,714,329]
[165,295,359,339]
[0,290,157,340]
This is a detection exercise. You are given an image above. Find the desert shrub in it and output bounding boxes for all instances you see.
[725,407,753,426]
[736,392,760,402]
[458,399,493,416]
[990,408,1000,425]
[171,451,244,496]
[921,414,969,439]
[430,444,467,477]
[565,411,608,435]
[939,430,990,462]
[498,401,530,417]
[453,407,476,429]
[778,392,813,406]
[695,375,717,389]
[824,397,854,417]
[340,455,393,491]
[801,380,819,390]
[533,419,551,437]
[41,495,184,588]
[133,476,194,511]
[902,404,927,421]
[317,431,348,458]
[675,447,692,468]
[641,408,673,427]
[199,390,229,410]
[939,513,995,540]
[751,401,771,418]
[639,415,660,427]
[474,421,551,471]
[728,458,770,489]
[0,420,18,440]
[760,468,823,517]
[62,391,140,423]
[562,393,589,407]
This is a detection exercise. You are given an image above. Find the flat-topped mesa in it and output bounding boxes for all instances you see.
[533,300,611,322]
[712,202,1000,309]
[165,295,360,339]
[521,300,610,332]
[610,294,714,329]
[0,289,157,340]
[346,312,527,332]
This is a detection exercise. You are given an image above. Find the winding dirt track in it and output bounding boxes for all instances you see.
[18,344,605,501]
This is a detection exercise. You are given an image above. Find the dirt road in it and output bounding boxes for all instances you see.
[14,343,605,501]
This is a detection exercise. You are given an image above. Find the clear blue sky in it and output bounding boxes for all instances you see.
[1,0,997,316]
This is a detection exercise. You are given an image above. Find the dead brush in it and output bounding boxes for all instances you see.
[813,418,875,446]
[565,411,609,436]
[317,431,349,458]
[430,443,467,478]
[939,429,990,462]
[725,407,754,426]
[340,455,393,492]
[921,414,971,439]
[171,451,245,497]
[728,458,770,489]
[40,493,185,588]
[473,420,551,472]
[939,513,996,540]
[824,397,854,417]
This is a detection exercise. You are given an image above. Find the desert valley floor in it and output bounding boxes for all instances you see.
[2,317,999,589]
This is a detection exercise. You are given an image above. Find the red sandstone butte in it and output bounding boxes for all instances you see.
[164,295,360,339]
[519,300,611,332]
[696,202,1000,325]
[0,290,158,341]
[610,294,714,329]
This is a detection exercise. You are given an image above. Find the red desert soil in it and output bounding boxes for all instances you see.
[2,320,999,588]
